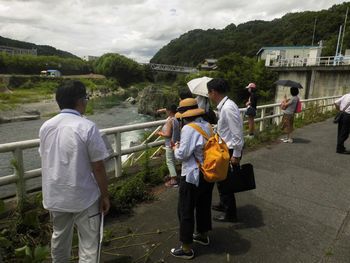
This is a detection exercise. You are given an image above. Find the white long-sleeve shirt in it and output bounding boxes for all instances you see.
[216,96,244,158]
[335,94,350,113]
[174,117,211,186]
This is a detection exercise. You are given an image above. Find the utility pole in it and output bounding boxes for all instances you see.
[312,17,317,46]
[340,7,349,55]
[335,25,343,65]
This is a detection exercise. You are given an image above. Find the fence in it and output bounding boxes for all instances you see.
[0,95,341,205]
[269,56,350,67]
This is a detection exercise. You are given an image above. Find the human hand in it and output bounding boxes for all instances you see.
[230,156,240,166]
[100,196,110,215]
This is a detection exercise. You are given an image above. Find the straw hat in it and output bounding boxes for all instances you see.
[176,98,205,119]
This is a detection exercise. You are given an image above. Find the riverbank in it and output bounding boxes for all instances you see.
[0,98,58,118]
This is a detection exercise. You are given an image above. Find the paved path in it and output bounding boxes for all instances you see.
[102,118,350,263]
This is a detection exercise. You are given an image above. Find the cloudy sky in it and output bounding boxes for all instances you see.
[0,0,346,62]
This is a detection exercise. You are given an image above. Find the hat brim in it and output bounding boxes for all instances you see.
[176,108,205,119]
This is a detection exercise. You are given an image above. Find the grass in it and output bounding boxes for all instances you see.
[0,81,57,111]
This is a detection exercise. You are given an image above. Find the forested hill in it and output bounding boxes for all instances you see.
[151,2,350,66]
[0,36,78,59]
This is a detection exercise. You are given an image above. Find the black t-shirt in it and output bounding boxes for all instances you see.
[250,93,258,109]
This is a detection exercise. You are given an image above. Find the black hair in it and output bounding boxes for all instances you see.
[178,88,193,100]
[56,80,87,110]
[207,78,230,94]
[290,87,299,96]
[166,104,177,113]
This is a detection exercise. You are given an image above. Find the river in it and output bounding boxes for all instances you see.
[0,99,154,198]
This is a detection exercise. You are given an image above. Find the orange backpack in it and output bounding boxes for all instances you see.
[188,123,230,183]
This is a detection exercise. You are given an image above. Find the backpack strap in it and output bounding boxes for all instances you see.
[187,123,213,140]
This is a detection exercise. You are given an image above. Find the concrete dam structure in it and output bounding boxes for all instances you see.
[272,66,350,102]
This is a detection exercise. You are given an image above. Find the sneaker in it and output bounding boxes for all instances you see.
[245,134,254,139]
[170,246,194,260]
[280,138,287,142]
[193,233,210,245]
[283,138,293,143]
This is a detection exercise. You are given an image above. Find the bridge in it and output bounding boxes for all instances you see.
[144,63,198,74]
[1,95,350,262]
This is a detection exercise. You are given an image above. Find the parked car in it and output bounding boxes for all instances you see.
[40,69,61,77]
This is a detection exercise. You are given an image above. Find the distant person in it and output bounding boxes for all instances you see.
[244,83,258,138]
[39,80,110,262]
[334,92,350,154]
[156,88,193,115]
[280,87,300,143]
[196,95,218,124]
[207,78,244,223]
[170,98,214,260]
[157,104,180,187]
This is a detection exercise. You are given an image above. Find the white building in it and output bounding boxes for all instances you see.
[257,46,322,67]
[82,55,99,62]
[0,45,37,56]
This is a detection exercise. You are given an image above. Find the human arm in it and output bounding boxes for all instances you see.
[157,118,172,137]
[221,106,243,159]
[91,160,110,215]
[174,125,201,161]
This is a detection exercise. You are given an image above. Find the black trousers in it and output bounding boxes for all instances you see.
[178,172,214,244]
[337,113,350,152]
[216,149,238,217]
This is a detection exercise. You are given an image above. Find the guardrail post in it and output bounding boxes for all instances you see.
[12,148,26,211]
[259,108,266,132]
[114,132,122,178]
[276,106,281,125]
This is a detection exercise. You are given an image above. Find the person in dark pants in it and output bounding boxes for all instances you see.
[334,93,350,154]
[170,98,214,260]
[207,78,244,223]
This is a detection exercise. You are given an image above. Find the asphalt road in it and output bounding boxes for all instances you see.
[102,118,350,263]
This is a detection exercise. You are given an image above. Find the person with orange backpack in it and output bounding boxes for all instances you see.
[207,78,244,223]
[170,98,216,260]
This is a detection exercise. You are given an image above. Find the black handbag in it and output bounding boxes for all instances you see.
[231,163,256,193]
[333,112,344,124]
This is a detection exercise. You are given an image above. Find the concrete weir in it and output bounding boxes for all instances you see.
[272,66,350,102]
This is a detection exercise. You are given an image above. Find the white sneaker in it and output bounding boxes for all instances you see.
[280,138,287,142]
[283,138,293,143]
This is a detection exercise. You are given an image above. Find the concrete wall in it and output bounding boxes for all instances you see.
[274,67,350,103]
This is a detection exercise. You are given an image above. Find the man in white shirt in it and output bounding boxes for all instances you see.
[334,93,350,154]
[207,78,244,222]
[39,80,110,262]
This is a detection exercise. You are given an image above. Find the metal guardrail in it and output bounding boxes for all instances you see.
[0,95,341,204]
[146,63,198,74]
[268,56,350,67]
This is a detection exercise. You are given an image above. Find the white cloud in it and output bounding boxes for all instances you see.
[0,0,346,62]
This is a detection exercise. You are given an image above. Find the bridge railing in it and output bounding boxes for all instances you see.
[146,63,198,74]
[269,56,350,67]
[0,95,341,204]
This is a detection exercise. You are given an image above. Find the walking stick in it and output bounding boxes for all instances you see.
[97,213,104,263]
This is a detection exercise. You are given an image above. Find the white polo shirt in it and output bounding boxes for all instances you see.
[39,109,108,212]
[335,94,350,113]
[217,96,244,158]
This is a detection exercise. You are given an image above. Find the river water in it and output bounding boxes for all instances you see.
[0,100,154,198]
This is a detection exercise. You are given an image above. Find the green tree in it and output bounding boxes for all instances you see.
[94,53,146,87]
